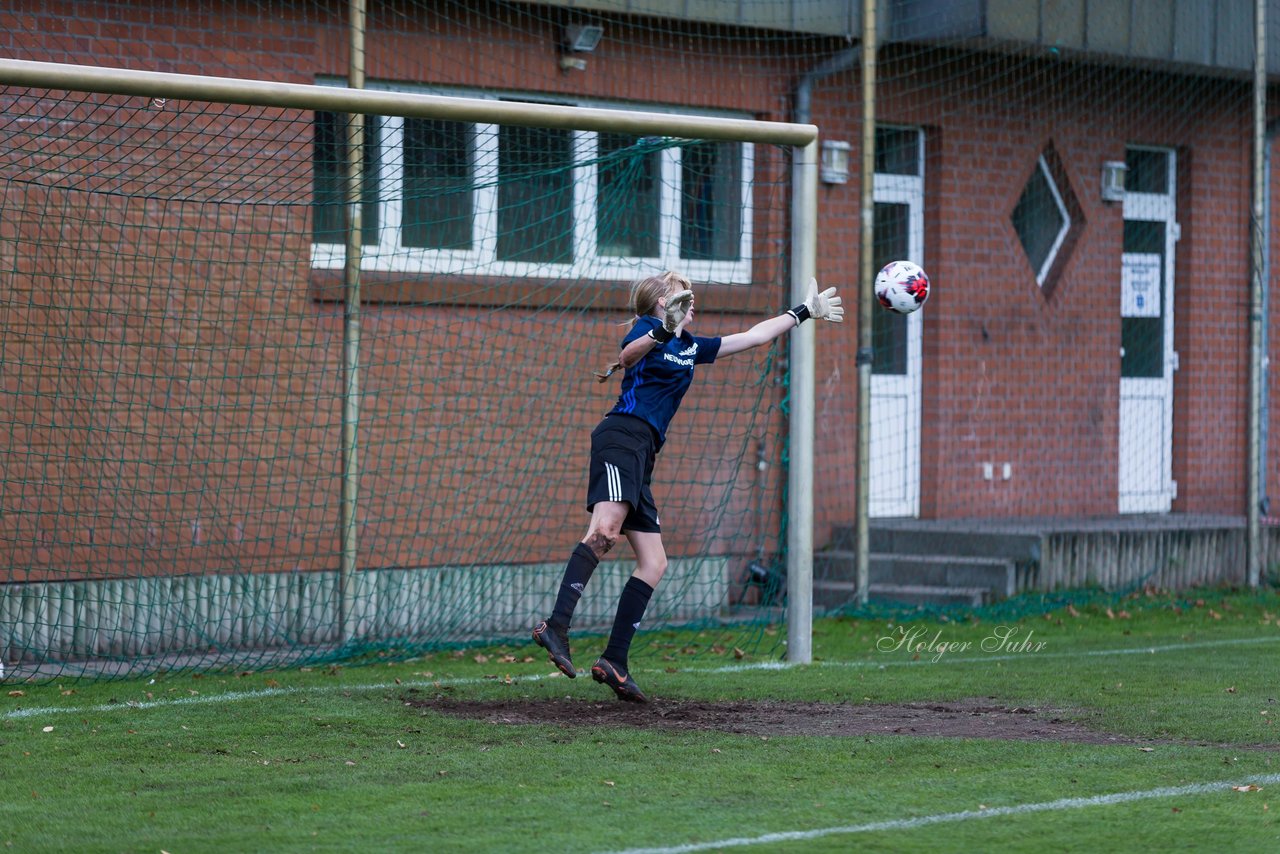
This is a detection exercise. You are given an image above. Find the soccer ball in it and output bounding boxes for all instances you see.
[874,260,930,315]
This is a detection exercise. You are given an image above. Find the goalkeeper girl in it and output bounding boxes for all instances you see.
[533,271,843,702]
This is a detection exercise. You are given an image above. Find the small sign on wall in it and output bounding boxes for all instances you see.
[1121,253,1162,318]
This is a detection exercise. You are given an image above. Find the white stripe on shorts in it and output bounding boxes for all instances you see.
[605,462,621,502]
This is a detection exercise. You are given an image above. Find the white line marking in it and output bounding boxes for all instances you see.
[599,773,1280,854]
[3,634,1275,721]
[0,672,565,720]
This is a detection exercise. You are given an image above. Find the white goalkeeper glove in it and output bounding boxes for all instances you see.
[787,278,844,324]
[663,289,694,331]
[650,288,694,344]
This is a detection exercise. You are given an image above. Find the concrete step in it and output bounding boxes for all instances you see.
[831,524,1041,564]
[814,550,1017,599]
[869,583,989,608]
[813,579,989,609]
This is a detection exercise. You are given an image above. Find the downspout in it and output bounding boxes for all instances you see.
[794,47,860,128]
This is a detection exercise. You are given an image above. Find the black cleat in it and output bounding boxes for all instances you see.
[532,620,576,678]
[591,657,649,703]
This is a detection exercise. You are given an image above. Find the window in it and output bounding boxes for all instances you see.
[596,132,660,258]
[311,85,754,283]
[1011,155,1071,286]
[1124,148,1170,195]
[402,118,473,250]
[496,123,574,263]
[872,126,924,376]
[313,112,380,245]
[680,141,742,261]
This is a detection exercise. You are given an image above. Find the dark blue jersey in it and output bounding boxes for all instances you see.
[608,314,721,447]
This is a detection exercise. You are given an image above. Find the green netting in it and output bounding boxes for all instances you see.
[0,83,798,680]
[2,0,1278,682]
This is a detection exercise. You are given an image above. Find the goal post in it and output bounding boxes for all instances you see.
[0,58,820,675]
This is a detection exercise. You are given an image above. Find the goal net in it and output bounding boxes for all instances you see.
[0,79,804,678]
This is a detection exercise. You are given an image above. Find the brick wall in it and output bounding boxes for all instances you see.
[0,2,1274,587]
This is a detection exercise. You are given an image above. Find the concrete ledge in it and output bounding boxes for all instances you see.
[0,557,728,665]
[868,583,988,608]
[833,516,1280,595]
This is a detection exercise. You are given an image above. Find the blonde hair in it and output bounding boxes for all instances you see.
[627,271,691,320]
[594,271,692,382]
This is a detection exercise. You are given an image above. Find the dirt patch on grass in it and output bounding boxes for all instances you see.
[406,695,1162,746]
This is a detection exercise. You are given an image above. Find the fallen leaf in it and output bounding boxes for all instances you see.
[733,647,746,659]
[603,780,615,787]
[1233,785,1261,792]
[41,726,53,733]
[1138,747,1155,752]
[1067,604,1081,618]
[7,691,23,698]
[396,740,406,749]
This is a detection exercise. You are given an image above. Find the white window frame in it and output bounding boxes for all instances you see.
[1023,155,1071,286]
[309,81,754,284]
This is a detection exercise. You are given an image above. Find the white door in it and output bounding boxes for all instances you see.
[869,128,925,518]
[1118,147,1178,513]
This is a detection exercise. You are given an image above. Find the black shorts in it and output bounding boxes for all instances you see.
[587,414,661,534]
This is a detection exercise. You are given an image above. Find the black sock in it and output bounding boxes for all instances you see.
[602,576,654,670]
[549,543,600,630]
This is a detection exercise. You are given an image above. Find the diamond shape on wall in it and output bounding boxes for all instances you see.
[1011,144,1081,293]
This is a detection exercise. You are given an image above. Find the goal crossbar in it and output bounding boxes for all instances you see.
[0,58,817,146]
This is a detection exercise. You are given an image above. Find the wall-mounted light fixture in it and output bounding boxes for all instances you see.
[1101,160,1126,202]
[564,23,604,53]
[559,23,603,71]
[820,139,852,185]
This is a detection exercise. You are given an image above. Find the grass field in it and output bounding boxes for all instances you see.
[3,587,1279,852]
